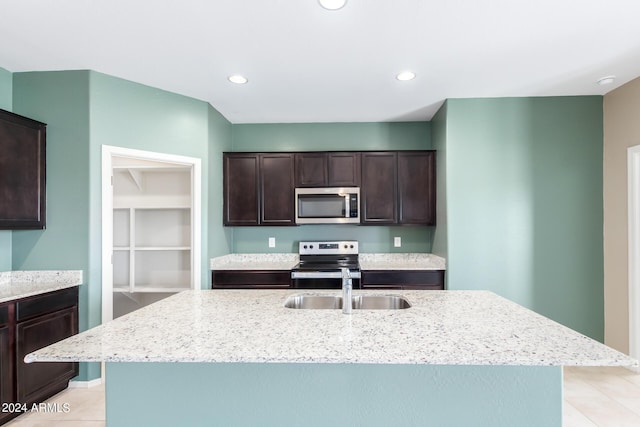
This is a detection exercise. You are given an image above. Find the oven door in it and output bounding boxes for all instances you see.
[295,187,359,224]
[291,270,361,289]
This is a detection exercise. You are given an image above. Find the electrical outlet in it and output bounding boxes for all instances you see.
[394,236,401,247]
[268,237,276,248]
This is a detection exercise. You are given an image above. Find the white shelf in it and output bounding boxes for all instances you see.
[112,166,193,296]
[135,247,191,251]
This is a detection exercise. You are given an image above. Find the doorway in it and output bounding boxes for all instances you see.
[628,144,640,360]
[101,145,201,323]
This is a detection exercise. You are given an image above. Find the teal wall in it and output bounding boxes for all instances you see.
[107,362,562,427]
[441,97,604,340]
[430,101,448,277]
[9,70,232,381]
[12,70,93,378]
[0,67,12,270]
[207,104,233,257]
[230,122,433,253]
[89,71,218,290]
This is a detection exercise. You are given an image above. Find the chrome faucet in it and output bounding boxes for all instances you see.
[341,268,352,314]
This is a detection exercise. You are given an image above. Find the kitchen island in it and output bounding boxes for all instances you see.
[27,289,636,426]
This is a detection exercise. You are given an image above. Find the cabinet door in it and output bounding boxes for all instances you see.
[0,303,15,425]
[16,306,79,405]
[295,153,327,187]
[361,152,397,224]
[0,109,46,230]
[224,153,260,226]
[398,151,436,225]
[328,152,360,187]
[361,270,444,290]
[260,154,295,225]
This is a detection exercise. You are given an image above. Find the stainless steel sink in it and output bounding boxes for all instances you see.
[284,294,411,310]
[284,294,343,309]
[352,295,411,310]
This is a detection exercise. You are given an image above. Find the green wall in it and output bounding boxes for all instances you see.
[230,122,433,253]
[0,67,12,270]
[89,71,217,290]
[208,104,233,257]
[431,101,448,274]
[107,362,562,427]
[12,70,93,378]
[441,97,604,340]
[9,70,232,381]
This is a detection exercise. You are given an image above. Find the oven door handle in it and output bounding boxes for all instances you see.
[291,271,361,279]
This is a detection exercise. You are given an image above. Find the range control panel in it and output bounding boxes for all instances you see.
[298,240,359,255]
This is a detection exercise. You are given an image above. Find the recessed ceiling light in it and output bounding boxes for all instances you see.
[396,71,416,81]
[228,75,248,84]
[318,0,347,10]
[597,75,616,86]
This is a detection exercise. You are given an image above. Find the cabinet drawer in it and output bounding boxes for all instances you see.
[212,271,291,289]
[0,303,9,326]
[361,270,445,290]
[16,287,79,322]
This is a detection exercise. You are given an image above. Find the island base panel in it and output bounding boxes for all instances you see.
[105,363,561,427]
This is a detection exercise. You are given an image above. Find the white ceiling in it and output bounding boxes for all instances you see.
[1,0,640,124]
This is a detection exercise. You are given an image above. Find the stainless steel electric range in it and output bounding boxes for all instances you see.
[290,240,361,289]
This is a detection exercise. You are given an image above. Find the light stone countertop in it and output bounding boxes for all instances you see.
[210,253,446,271]
[0,270,83,304]
[359,253,445,270]
[210,253,299,270]
[26,289,636,367]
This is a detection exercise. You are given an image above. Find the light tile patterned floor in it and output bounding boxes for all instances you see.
[4,367,640,426]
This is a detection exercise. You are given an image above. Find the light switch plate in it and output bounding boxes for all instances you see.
[268,237,276,248]
[394,236,401,247]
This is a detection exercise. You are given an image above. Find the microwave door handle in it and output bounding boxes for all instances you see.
[344,194,350,218]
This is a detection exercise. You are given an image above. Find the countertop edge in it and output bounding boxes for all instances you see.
[0,270,83,304]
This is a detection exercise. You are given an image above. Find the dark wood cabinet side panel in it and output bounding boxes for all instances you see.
[0,109,46,230]
[212,271,291,288]
[361,152,397,224]
[0,303,15,425]
[16,306,79,404]
[260,154,295,225]
[327,152,360,186]
[295,153,327,187]
[224,154,260,226]
[398,151,436,225]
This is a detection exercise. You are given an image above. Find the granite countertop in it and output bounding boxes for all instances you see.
[0,270,83,304]
[210,254,299,270]
[358,253,445,270]
[27,289,636,367]
[210,253,446,271]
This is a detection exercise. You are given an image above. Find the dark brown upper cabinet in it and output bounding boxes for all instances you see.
[224,153,260,226]
[260,153,295,225]
[0,109,46,229]
[295,152,360,187]
[398,151,436,225]
[361,150,436,226]
[223,153,295,226]
[361,152,398,224]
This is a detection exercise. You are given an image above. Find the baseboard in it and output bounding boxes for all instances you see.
[69,378,103,388]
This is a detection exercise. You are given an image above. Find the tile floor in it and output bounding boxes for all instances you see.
[4,367,640,426]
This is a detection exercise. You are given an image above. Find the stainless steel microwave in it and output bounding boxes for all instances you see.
[295,187,360,224]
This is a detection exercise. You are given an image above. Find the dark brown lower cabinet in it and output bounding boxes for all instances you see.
[0,287,79,425]
[212,271,291,289]
[361,270,445,290]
